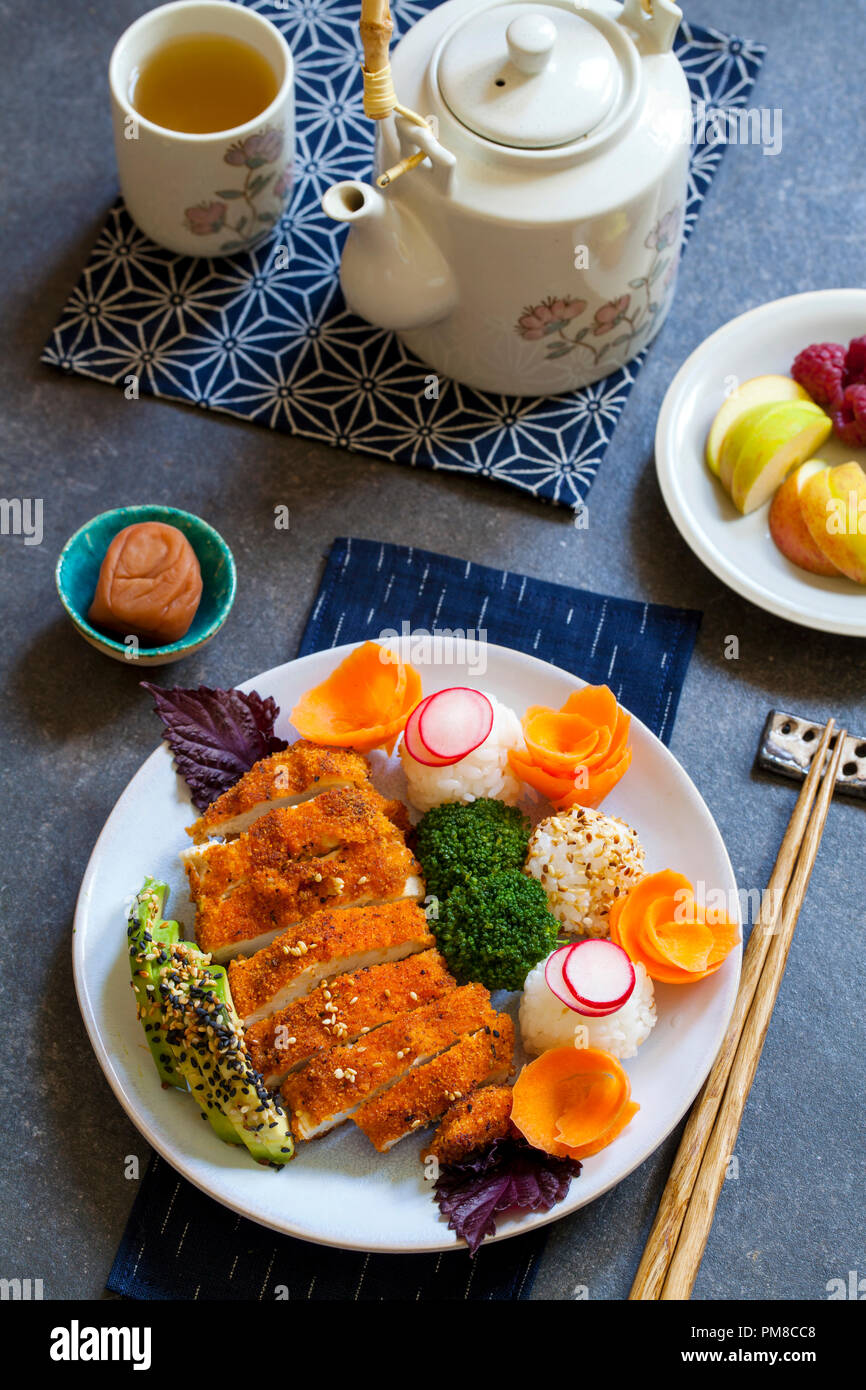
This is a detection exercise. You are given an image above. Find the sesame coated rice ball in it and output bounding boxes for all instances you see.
[524,806,645,938]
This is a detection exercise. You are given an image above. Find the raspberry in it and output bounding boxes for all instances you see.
[791,341,845,407]
[832,384,866,448]
[843,335,866,389]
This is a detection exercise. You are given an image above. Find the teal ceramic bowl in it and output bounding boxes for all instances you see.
[56,505,236,666]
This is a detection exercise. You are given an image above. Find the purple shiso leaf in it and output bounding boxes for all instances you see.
[141,682,288,812]
[433,1136,581,1255]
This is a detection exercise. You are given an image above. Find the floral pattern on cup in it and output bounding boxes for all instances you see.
[184,126,293,254]
[516,203,682,364]
[644,205,680,252]
[592,294,631,337]
[516,297,587,341]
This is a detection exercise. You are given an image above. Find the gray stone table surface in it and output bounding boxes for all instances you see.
[1,0,864,1302]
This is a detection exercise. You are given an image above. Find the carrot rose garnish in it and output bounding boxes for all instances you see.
[290,641,422,754]
[507,684,632,809]
[511,1046,639,1160]
[608,869,740,985]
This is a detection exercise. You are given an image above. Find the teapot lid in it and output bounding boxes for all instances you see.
[437,3,622,150]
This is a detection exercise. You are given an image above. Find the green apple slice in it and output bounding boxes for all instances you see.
[719,401,828,494]
[706,374,811,477]
[721,401,832,514]
[719,404,780,493]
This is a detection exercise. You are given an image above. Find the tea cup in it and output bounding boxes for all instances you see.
[109,0,294,257]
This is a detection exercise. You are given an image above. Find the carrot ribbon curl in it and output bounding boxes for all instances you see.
[508,684,632,809]
[290,641,422,754]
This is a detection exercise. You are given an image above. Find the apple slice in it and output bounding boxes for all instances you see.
[719,403,781,493]
[719,401,830,495]
[769,461,842,576]
[706,374,811,477]
[800,460,866,584]
[721,401,832,514]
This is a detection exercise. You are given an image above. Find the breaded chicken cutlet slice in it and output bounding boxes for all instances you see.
[228,900,434,1026]
[245,949,456,1088]
[195,838,424,962]
[282,983,497,1141]
[181,786,408,901]
[421,1084,514,1166]
[354,1019,514,1153]
[187,742,377,842]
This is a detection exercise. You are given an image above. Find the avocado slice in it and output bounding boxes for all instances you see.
[128,879,185,1088]
[128,880,243,1144]
[174,963,242,1147]
[158,948,294,1166]
[127,878,294,1166]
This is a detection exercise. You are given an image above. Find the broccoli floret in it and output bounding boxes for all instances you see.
[434,870,559,991]
[415,799,531,902]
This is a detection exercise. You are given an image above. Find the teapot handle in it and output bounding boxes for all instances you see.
[618,0,681,55]
[359,0,393,82]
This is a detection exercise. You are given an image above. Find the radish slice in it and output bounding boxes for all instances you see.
[562,940,635,1018]
[417,687,493,764]
[402,697,456,767]
[545,953,610,1017]
[544,945,580,1010]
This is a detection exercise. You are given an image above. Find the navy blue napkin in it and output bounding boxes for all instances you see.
[44,5,765,509]
[107,537,700,1301]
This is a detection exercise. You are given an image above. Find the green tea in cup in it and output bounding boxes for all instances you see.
[129,31,280,134]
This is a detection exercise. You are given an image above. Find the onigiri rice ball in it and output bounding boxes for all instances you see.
[525,806,645,938]
[520,954,656,1060]
[400,691,523,814]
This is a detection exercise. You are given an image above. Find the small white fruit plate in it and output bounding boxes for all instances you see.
[73,644,740,1253]
[656,289,866,637]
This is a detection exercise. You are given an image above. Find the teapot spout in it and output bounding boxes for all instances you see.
[322,180,457,333]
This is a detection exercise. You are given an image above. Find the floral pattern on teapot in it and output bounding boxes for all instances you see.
[515,204,681,364]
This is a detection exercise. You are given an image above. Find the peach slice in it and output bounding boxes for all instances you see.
[768,461,842,576]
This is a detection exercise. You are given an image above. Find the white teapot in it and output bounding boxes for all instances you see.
[323,0,691,396]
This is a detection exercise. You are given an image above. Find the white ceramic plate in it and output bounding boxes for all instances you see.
[656,289,866,637]
[73,643,740,1252]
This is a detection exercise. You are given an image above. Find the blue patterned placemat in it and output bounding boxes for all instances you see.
[43,6,764,507]
[107,536,700,1302]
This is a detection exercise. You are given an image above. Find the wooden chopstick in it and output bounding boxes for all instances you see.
[629,719,839,1300]
[658,724,847,1298]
